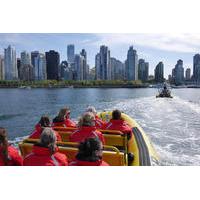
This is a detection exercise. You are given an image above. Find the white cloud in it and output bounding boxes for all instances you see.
[92,33,200,53]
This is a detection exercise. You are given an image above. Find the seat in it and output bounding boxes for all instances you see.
[18,140,127,166]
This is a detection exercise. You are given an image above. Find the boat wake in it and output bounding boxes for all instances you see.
[109,95,200,165]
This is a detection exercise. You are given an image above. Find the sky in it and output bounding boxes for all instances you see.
[0,33,200,78]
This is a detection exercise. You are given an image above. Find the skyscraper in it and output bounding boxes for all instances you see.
[138,59,149,82]
[34,53,47,80]
[185,68,191,80]
[0,55,4,80]
[74,54,84,80]
[193,54,200,82]
[67,44,75,64]
[125,46,138,81]
[20,51,34,81]
[45,50,60,80]
[80,49,88,80]
[99,45,111,80]
[31,51,40,79]
[95,53,101,80]
[17,58,21,79]
[154,62,164,83]
[173,59,184,85]
[4,45,17,80]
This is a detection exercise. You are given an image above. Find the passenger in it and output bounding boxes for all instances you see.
[69,112,105,144]
[52,107,76,128]
[29,116,61,141]
[103,109,132,137]
[24,127,68,166]
[0,127,23,166]
[69,137,109,166]
[86,106,106,129]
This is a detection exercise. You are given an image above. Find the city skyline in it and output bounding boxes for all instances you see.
[0,33,200,77]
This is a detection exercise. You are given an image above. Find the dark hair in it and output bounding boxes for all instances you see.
[0,127,9,165]
[76,137,102,162]
[39,116,50,127]
[112,109,121,120]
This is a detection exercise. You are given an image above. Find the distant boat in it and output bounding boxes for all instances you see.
[156,83,173,98]
[68,85,74,88]
[18,86,31,89]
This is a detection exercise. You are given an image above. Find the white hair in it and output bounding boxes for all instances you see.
[86,106,97,115]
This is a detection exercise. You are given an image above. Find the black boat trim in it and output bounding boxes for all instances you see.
[132,127,151,166]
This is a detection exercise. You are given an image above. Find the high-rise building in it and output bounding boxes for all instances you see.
[34,53,47,80]
[95,45,111,80]
[95,53,101,80]
[110,57,125,80]
[125,46,138,81]
[31,51,40,79]
[173,59,184,85]
[138,59,149,82]
[80,49,89,80]
[154,62,164,83]
[4,45,17,80]
[17,58,21,79]
[45,50,60,80]
[74,54,84,80]
[193,54,200,82]
[185,68,191,80]
[20,51,34,81]
[67,44,75,64]
[0,55,5,80]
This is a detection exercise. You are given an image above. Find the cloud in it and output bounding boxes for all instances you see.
[91,33,200,54]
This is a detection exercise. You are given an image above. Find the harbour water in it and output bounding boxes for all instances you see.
[0,88,200,165]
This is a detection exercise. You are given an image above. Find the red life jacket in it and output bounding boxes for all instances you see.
[23,145,68,166]
[104,119,132,135]
[52,118,77,128]
[95,115,106,129]
[69,159,109,166]
[69,126,105,144]
[0,145,23,166]
[29,126,62,142]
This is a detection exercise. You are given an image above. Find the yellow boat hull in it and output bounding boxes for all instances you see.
[98,111,159,166]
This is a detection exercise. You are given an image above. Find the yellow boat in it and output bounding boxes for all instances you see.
[19,111,159,166]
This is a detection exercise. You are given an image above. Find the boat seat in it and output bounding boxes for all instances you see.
[53,127,77,132]
[18,140,127,166]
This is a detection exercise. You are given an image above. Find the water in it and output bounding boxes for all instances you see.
[0,88,200,166]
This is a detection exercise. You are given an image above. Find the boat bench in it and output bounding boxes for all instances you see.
[56,129,128,152]
[19,139,127,166]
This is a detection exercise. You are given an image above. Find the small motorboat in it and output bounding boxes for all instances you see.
[156,84,173,98]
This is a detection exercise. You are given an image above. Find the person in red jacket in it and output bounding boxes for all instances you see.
[52,107,76,128]
[24,127,68,166]
[0,127,23,166]
[29,116,61,141]
[69,137,109,166]
[104,109,132,137]
[69,112,105,144]
[86,106,106,129]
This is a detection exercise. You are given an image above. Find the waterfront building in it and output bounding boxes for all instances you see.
[17,58,21,79]
[110,57,125,80]
[193,54,200,83]
[154,62,164,83]
[67,44,75,64]
[34,53,47,80]
[19,51,34,81]
[0,55,5,80]
[4,45,18,80]
[95,45,111,80]
[138,59,149,82]
[45,50,60,80]
[95,53,101,80]
[89,67,96,80]
[173,59,184,85]
[74,54,84,80]
[185,68,191,80]
[31,51,40,79]
[125,46,138,81]
[80,49,89,80]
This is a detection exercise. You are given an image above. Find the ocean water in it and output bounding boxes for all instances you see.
[0,88,200,165]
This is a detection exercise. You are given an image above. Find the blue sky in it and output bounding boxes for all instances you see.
[0,33,200,77]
